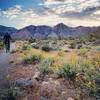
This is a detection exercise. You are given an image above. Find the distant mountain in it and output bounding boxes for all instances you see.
[15,25,36,39]
[34,25,52,39]
[15,25,52,39]
[1,24,100,39]
[0,25,17,37]
[53,23,73,39]
[15,23,100,39]
[53,23,100,37]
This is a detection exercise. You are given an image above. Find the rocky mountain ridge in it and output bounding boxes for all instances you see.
[0,23,100,39]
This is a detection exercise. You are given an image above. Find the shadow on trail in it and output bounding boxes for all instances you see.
[0,43,15,95]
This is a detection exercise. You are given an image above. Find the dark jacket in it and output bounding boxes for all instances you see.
[3,33,11,44]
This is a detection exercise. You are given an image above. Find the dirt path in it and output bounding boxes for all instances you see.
[0,43,15,95]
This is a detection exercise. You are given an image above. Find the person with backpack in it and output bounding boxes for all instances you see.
[3,32,11,52]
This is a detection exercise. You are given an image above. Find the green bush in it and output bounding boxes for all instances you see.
[88,34,96,42]
[23,54,43,64]
[2,87,20,100]
[22,56,31,64]
[31,54,42,62]
[86,70,100,98]
[76,65,99,98]
[37,58,53,75]
[57,64,77,81]
[80,81,97,98]
[69,41,76,49]
[22,44,31,50]
[78,48,88,57]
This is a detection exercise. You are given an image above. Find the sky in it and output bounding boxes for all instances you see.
[0,0,100,29]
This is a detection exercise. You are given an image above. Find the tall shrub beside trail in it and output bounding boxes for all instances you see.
[22,44,31,50]
[22,54,43,64]
[57,64,77,81]
[37,58,54,75]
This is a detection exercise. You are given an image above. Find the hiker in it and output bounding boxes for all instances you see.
[3,32,11,52]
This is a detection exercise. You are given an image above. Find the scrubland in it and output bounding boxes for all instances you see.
[1,37,100,100]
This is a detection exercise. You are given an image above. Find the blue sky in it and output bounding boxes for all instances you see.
[0,0,42,10]
[0,0,100,29]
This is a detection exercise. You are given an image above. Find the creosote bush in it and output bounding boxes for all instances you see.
[75,63,100,99]
[1,87,20,100]
[57,64,77,81]
[37,58,54,75]
[22,56,31,64]
[22,44,31,50]
[78,48,88,57]
[23,54,43,64]
[31,54,43,62]
[69,41,76,49]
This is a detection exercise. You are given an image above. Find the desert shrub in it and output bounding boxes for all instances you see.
[90,54,100,68]
[2,87,20,100]
[37,58,53,75]
[75,63,99,99]
[42,45,52,52]
[22,56,31,64]
[69,41,76,49]
[78,48,88,56]
[80,81,97,98]
[22,54,43,64]
[22,44,31,50]
[57,64,77,81]
[87,74,100,98]
[88,34,96,42]
[31,54,43,62]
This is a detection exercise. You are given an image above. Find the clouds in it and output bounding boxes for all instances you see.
[2,5,22,19]
[43,0,100,8]
[0,0,100,28]
[0,5,57,28]
[40,0,100,23]
[42,0,100,15]
[60,6,100,19]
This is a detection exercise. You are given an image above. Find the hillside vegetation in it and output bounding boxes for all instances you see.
[2,37,99,100]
